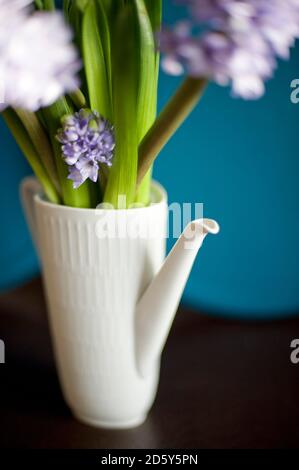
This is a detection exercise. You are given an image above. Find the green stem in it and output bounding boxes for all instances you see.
[2,109,60,204]
[137,77,208,186]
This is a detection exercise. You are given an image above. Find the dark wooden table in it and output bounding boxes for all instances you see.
[0,278,299,449]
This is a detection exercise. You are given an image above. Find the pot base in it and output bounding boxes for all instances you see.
[72,411,147,430]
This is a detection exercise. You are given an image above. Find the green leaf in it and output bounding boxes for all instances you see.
[67,1,82,40]
[41,98,92,208]
[34,0,44,10]
[43,0,56,10]
[95,0,112,103]
[100,0,118,26]
[145,0,162,76]
[134,0,160,205]
[14,109,60,195]
[145,0,162,37]
[82,0,112,120]
[101,0,113,14]
[63,0,71,17]
[135,0,156,141]
[103,3,139,208]
[2,110,60,204]
[74,0,89,13]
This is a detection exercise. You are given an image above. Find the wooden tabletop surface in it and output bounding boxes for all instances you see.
[0,278,299,449]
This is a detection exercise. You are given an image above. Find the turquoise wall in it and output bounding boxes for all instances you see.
[155,51,299,317]
[155,54,299,317]
[0,120,39,290]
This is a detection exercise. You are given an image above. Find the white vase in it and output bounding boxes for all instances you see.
[21,176,219,429]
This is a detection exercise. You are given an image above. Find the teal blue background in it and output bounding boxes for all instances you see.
[1,2,299,318]
[0,121,39,290]
[156,50,299,317]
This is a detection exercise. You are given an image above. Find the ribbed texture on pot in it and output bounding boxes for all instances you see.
[33,196,167,427]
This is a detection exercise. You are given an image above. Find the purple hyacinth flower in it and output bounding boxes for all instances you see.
[68,158,99,189]
[160,0,299,99]
[56,109,115,188]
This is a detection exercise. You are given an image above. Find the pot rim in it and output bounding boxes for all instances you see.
[34,179,168,215]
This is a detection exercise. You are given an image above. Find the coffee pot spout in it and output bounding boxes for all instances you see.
[135,219,219,377]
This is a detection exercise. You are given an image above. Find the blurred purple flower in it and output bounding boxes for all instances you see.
[183,0,299,58]
[0,0,30,52]
[57,109,115,189]
[160,0,299,99]
[0,0,80,111]
[179,0,256,26]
